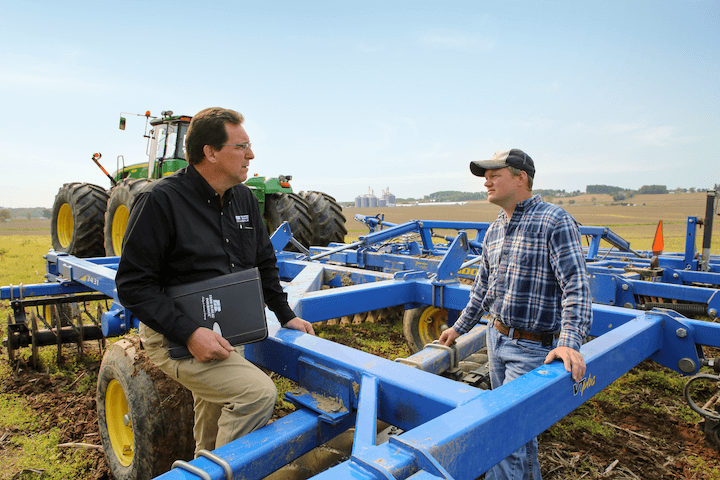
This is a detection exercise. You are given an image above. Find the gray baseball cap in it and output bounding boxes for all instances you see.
[470,149,535,178]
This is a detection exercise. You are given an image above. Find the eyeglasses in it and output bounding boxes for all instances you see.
[221,142,252,151]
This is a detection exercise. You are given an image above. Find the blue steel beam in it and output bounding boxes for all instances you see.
[588,270,720,315]
[156,325,485,480]
[290,274,470,322]
[353,375,380,455]
[245,324,483,431]
[354,215,658,262]
[43,252,121,300]
[0,281,94,300]
[305,313,674,480]
[158,408,357,480]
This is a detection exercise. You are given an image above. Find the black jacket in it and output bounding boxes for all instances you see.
[116,165,295,345]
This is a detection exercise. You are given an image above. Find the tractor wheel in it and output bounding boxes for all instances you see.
[265,192,314,250]
[97,338,194,480]
[104,178,154,256]
[298,191,347,246]
[403,306,449,353]
[51,183,109,258]
[43,303,73,327]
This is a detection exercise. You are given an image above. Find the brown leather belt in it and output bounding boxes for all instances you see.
[492,318,559,345]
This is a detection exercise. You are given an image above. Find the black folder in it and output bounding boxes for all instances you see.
[166,268,268,359]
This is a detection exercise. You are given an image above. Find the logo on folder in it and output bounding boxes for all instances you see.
[202,295,222,320]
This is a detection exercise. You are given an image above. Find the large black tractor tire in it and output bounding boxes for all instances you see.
[97,338,194,480]
[265,192,314,250]
[51,183,109,258]
[104,178,154,256]
[298,191,347,247]
[403,306,449,353]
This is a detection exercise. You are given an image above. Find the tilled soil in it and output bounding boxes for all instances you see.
[1,344,719,479]
[537,362,720,479]
[1,357,111,479]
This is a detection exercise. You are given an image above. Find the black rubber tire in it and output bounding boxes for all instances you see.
[51,183,109,258]
[298,191,347,247]
[403,306,449,353]
[104,178,154,256]
[97,338,194,480]
[264,192,314,250]
[43,303,73,327]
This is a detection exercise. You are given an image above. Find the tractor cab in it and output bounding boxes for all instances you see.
[146,112,191,179]
[114,111,191,182]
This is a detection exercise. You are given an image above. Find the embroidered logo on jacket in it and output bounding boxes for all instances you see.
[235,214,253,229]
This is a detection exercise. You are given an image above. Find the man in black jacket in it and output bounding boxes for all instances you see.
[116,107,314,455]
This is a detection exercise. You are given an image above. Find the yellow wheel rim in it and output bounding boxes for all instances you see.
[57,203,74,248]
[111,205,130,255]
[418,307,448,346]
[106,379,133,467]
[43,305,54,326]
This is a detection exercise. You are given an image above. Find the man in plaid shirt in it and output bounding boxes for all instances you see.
[439,149,592,480]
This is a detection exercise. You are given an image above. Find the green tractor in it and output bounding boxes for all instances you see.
[50,111,346,257]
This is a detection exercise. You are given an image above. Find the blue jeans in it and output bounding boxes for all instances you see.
[485,324,554,480]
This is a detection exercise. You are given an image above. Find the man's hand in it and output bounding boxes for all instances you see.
[284,317,315,335]
[438,327,460,346]
[544,346,585,382]
[186,327,234,362]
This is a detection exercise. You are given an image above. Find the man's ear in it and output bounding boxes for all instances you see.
[517,171,531,191]
[203,144,217,163]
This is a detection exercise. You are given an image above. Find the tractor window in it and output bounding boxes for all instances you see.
[164,124,178,159]
[177,123,188,160]
[153,124,168,160]
[161,123,188,160]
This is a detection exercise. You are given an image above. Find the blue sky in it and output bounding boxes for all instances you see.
[1,1,717,207]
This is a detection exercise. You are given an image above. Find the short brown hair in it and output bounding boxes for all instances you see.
[508,165,534,190]
[185,107,244,165]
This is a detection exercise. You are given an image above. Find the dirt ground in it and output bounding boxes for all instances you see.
[0,219,51,236]
[537,360,720,479]
[2,332,719,479]
[2,354,111,479]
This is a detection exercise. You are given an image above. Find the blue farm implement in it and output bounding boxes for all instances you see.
[2,190,719,480]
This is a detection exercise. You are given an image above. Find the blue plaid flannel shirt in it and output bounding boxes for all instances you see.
[453,195,592,351]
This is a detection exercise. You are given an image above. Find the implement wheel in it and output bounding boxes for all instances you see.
[51,183,109,257]
[265,192,314,250]
[299,191,347,246]
[403,306,449,353]
[104,178,154,256]
[97,338,194,480]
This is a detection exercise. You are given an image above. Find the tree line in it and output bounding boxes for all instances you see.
[0,208,52,222]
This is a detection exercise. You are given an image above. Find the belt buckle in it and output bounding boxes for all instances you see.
[540,331,559,347]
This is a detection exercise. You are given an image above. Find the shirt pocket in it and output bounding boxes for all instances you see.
[508,229,547,270]
[231,225,258,266]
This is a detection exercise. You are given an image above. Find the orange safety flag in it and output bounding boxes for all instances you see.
[652,220,664,255]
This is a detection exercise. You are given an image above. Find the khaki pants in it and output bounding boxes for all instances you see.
[139,323,277,455]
